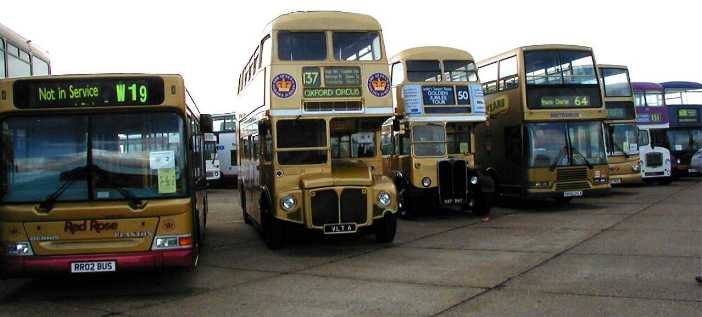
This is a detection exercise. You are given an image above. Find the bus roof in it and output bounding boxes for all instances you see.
[660,81,702,90]
[597,64,628,70]
[0,22,50,62]
[631,82,663,91]
[268,11,382,31]
[478,44,592,66]
[391,46,474,63]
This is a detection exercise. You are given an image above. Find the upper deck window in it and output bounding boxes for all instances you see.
[0,39,5,79]
[277,31,327,61]
[601,68,631,97]
[406,60,441,82]
[443,60,477,82]
[32,57,50,76]
[525,50,597,85]
[333,32,381,61]
[664,88,702,105]
[6,43,30,78]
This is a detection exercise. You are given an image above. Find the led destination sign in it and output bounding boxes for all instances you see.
[13,77,165,108]
[677,108,699,123]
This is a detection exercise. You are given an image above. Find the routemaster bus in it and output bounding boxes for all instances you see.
[0,74,211,277]
[204,132,221,184]
[597,65,641,185]
[236,11,398,249]
[632,82,672,184]
[382,46,493,217]
[661,81,702,176]
[476,45,611,203]
[1,22,51,78]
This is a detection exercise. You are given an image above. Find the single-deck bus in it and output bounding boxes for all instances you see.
[0,74,211,277]
[632,82,672,184]
[1,22,51,78]
[212,113,238,187]
[382,46,493,217]
[476,45,611,203]
[661,81,702,176]
[236,12,398,249]
[597,65,641,185]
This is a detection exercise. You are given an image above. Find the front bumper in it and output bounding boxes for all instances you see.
[609,172,642,185]
[526,187,611,199]
[1,249,193,278]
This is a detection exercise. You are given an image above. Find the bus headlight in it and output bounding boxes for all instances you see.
[280,195,297,211]
[421,177,432,187]
[377,191,391,208]
[5,241,33,256]
[470,176,479,185]
[153,235,192,250]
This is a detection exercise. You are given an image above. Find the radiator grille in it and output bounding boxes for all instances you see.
[304,101,362,112]
[437,160,468,205]
[311,188,367,226]
[555,181,590,191]
[646,152,663,167]
[557,167,588,182]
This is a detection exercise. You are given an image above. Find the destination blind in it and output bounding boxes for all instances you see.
[12,77,165,108]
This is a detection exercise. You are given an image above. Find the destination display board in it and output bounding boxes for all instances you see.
[302,66,362,98]
[677,108,699,123]
[539,96,591,108]
[13,77,165,108]
[605,101,636,120]
[422,86,455,105]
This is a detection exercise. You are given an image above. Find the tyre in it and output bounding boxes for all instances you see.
[397,191,414,219]
[374,213,397,243]
[263,205,285,250]
[472,193,491,217]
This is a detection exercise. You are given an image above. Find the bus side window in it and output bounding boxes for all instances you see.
[391,62,405,87]
[252,135,260,161]
[478,62,498,95]
[381,131,394,155]
[498,56,518,91]
[639,129,650,146]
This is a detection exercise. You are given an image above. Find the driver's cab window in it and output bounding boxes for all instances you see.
[639,129,650,146]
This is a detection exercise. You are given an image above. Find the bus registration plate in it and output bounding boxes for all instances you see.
[71,261,116,273]
[610,178,622,184]
[688,169,698,173]
[324,223,357,235]
[563,191,583,197]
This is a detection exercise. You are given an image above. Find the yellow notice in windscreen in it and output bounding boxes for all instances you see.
[158,168,177,194]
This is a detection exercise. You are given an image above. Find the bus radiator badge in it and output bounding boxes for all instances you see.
[368,73,390,97]
[272,73,297,98]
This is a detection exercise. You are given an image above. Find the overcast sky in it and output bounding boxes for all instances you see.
[3,0,699,114]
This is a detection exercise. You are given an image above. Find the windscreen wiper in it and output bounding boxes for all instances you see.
[37,165,90,212]
[614,143,630,159]
[571,147,594,169]
[549,146,568,171]
[108,185,146,210]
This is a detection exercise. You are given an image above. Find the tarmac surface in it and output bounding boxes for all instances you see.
[1,179,701,316]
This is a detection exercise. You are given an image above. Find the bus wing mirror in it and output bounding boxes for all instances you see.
[200,114,213,133]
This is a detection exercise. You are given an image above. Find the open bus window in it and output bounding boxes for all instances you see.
[443,60,477,82]
[278,31,326,61]
[406,60,441,82]
[601,68,632,97]
[333,32,381,61]
[276,119,327,165]
[413,124,446,157]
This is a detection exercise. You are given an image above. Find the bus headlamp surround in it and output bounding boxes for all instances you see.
[5,241,33,256]
[377,191,391,208]
[280,195,297,211]
[421,177,432,187]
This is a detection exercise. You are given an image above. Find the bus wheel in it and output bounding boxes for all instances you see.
[263,207,285,250]
[375,212,397,243]
[397,191,416,219]
[472,194,491,217]
[554,196,573,204]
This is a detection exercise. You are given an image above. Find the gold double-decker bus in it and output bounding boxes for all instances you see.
[476,45,611,202]
[382,46,494,217]
[598,65,641,185]
[0,74,211,277]
[236,11,397,249]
